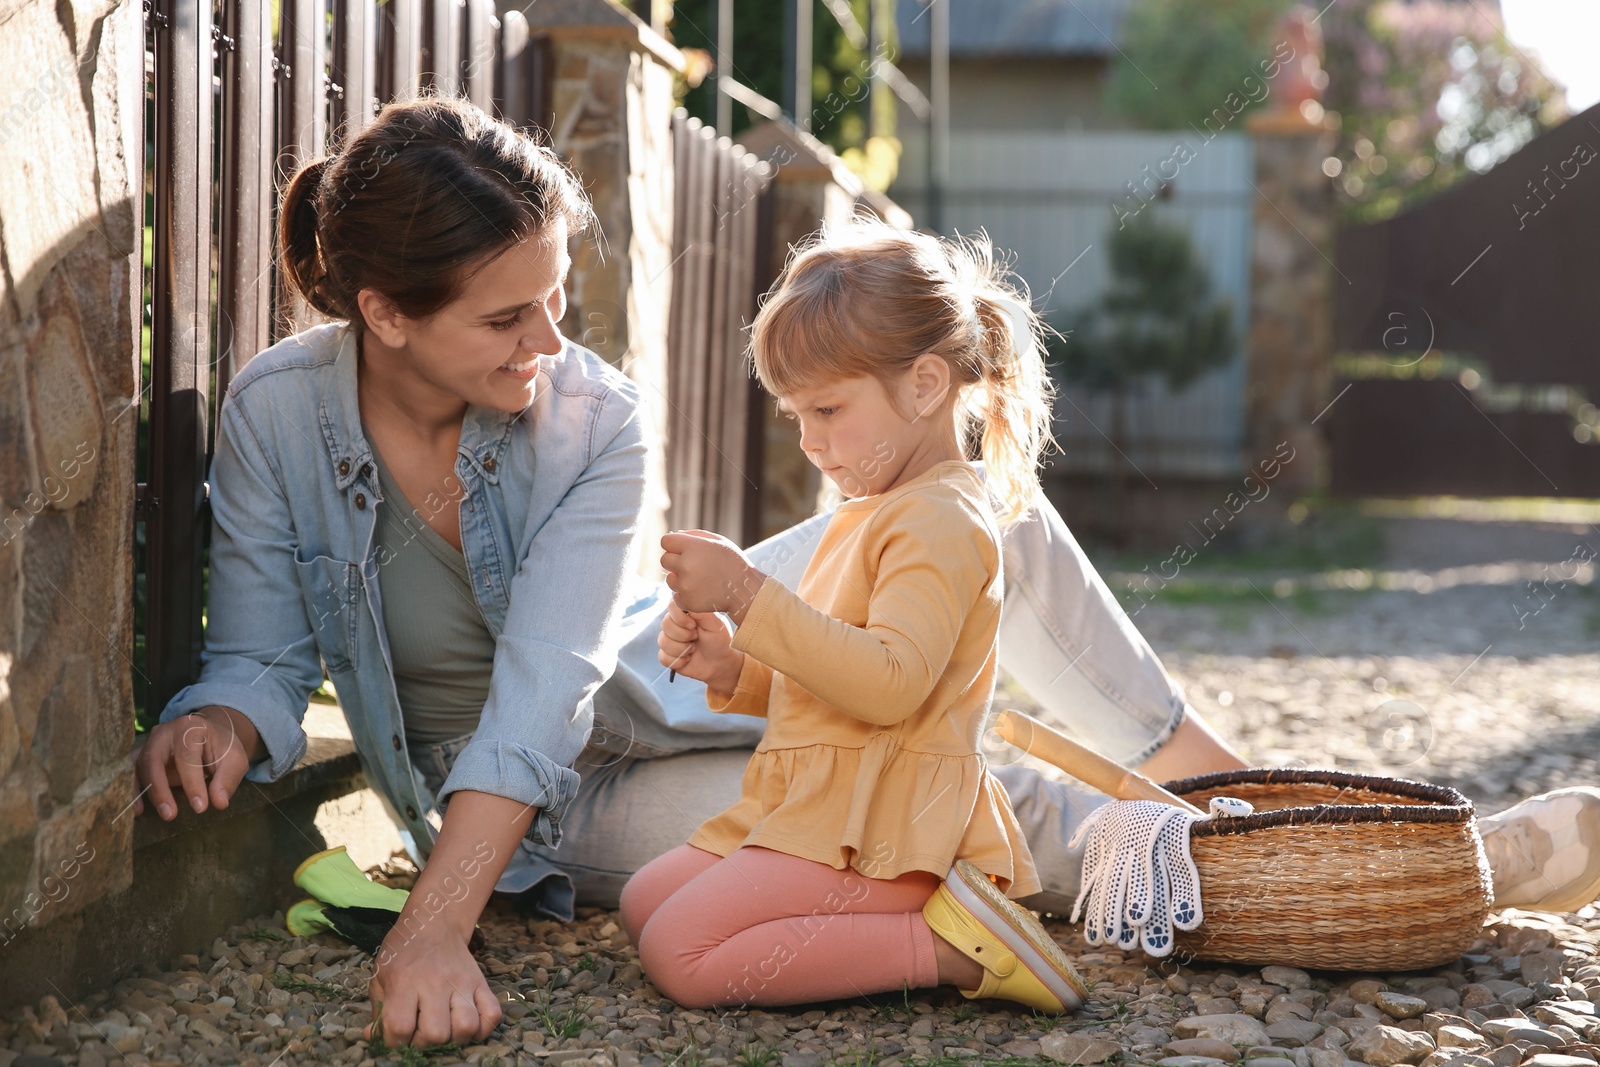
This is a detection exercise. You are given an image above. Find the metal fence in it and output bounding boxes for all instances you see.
[139,0,685,717]
[893,127,1256,480]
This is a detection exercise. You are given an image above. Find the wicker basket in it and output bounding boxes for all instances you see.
[1161,768,1495,972]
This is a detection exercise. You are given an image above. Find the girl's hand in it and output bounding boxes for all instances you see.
[660,530,766,622]
[657,599,744,696]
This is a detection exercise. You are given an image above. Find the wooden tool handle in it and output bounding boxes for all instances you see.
[993,708,1205,815]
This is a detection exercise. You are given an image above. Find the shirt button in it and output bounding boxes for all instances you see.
[405,805,417,820]
[391,734,402,750]
[483,455,496,472]
[338,459,350,476]
[355,493,367,510]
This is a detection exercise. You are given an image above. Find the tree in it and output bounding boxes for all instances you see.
[1105,0,1568,221]
[1319,0,1566,222]
[1050,215,1235,543]
[667,0,889,177]
[1104,0,1296,131]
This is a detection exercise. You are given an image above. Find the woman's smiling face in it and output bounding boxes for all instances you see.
[370,218,571,415]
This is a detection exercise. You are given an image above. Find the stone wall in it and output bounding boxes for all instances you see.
[533,0,683,562]
[0,0,142,949]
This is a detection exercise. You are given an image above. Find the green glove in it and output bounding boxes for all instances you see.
[285,847,409,950]
[286,899,409,954]
[293,846,411,910]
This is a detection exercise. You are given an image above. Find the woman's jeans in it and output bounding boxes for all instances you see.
[414,491,1187,918]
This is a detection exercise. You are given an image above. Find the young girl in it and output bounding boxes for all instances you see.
[618,219,1087,1013]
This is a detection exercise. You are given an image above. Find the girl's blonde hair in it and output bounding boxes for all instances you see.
[750,216,1056,526]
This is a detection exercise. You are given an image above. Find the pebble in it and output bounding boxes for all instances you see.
[1268,1019,1326,1046]
[1434,1025,1491,1052]
[1174,1015,1273,1047]
[1347,1024,1436,1066]
[1350,981,1390,1006]
[1263,968,1316,991]
[1166,1038,1244,1061]
[1523,952,1568,985]
[1376,994,1430,1020]
[1040,1032,1123,1064]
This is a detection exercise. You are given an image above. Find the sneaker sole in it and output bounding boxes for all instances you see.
[946,860,1087,1010]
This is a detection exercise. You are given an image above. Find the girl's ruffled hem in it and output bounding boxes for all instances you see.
[690,737,1042,898]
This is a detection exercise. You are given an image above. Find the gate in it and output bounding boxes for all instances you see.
[1328,101,1600,498]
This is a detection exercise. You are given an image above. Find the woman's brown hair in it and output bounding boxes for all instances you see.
[277,92,594,326]
[750,216,1057,526]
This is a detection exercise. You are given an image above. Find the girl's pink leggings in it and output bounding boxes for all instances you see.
[619,844,943,1008]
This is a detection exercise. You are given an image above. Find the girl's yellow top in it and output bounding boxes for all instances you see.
[690,460,1041,897]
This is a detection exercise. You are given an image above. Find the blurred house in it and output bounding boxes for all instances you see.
[891,0,1257,484]
[891,0,1131,132]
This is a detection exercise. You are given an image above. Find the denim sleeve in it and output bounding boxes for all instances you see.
[158,394,322,782]
[437,389,649,848]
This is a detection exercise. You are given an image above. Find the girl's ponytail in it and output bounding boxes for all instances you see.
[956,244,1056,527]
[276,156,355,321]
[749,217,1056,525]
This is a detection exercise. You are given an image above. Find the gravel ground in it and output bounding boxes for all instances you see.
[1110,513,1600,817]
[8,512,1600,1067]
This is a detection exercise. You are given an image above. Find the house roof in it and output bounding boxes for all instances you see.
[895,0,1131,59]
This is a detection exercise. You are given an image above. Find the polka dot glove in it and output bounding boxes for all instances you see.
[1068,796,1253,957]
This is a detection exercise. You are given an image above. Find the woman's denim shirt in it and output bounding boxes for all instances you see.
[160,321,648,865]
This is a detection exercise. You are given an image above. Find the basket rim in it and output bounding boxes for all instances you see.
[1162,767,1477,836]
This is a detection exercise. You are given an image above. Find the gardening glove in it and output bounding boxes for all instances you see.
[285,899,408,954]
[1068,796,1253,957]
[285,846,409,949]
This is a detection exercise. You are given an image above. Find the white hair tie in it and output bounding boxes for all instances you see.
[987,293,1038,365]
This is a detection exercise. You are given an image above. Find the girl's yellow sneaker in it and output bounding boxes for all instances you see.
[922,860,1087,1013]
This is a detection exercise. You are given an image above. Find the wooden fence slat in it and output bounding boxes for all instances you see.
[664,110,691,523]
[523,31,553,137]
[332,0,376,138]
[389,0,421,102]
[667,117,697,531]
[729,155,766,540]
[716,153,757,537]
[702,135,734,528]
[462,0,496,112]
[146,0,214,712]
[743,162,777,543]
[217,0,275,396]
[677,123,717,531]
[422,0,460,95]
[494,9,527,120]
[277,0,327,162]
[274,0,328,338]
[375,0,393,103]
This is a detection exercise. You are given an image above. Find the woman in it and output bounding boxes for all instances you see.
[133,94,1600,1047]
